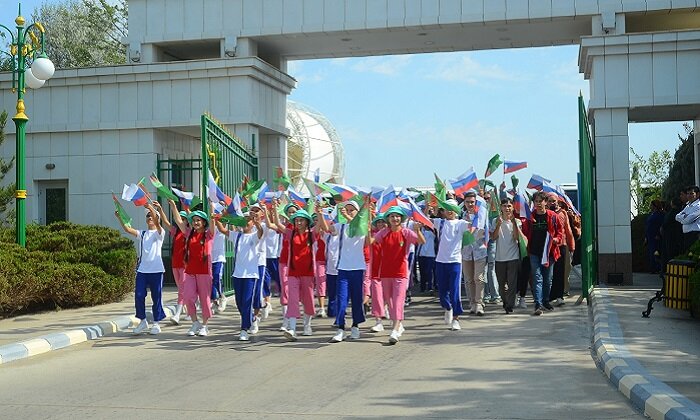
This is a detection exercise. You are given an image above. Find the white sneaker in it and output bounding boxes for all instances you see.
[389,330,400,344]
[398,323,405,336]
[350,326,360,340]
[331,329,344,343]
[370,320,384,332]
[250,318,260,334]
[149,323,161,335]
[197,325,209,336]
[279,317,289,332]
[133,319,149,335]
[444,309,453,325]
[284,329,298,341]
[187,322,201,336]
[316,308,327,318]
[169,314,180,326]
[451,319,461,331]
[517,297,528,309]
[262,304,271,319]
[303,323,313,336]
[218,297,227,312]
[212,301,220,315]
[239,330,249,341]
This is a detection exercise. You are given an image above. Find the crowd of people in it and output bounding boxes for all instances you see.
[114,185,585,345]
[645,185,700,274]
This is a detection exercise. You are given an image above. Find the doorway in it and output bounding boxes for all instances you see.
[38,180,68,225]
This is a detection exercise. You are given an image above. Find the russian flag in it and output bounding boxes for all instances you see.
[121,183,149,207]
[504,160,528,174]
[408,198,434,229]
[172,187,195,211]
[514,191,532,219]
[313,168,321,183]
[287,187,307,209]
[227,192,244,216]
[256,182,269,203]
[325,183,358,201]
[370,186,384,202]
[377,185,399,213]
[526,174,552,190]
[541,232,552,266]
[207,170,232,206]
[450,167,479,197]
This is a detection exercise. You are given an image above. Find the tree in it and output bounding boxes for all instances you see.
[662,123,696,203]
[31,0,127,69]
[0,110,16,226]
[630,147,672,214]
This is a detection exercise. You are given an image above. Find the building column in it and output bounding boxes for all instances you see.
[593,108,633,285]
[694,119,700,187]
[258,133,288,185]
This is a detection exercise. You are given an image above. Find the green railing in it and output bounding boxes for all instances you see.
[578,95,598,300]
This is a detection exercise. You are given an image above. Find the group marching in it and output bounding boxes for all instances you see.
[113,156,581,345]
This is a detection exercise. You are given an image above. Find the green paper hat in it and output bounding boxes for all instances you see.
[188,210,209,224]
[178,211,188,217]
[384,206,407,222]
[290,209,313,226]
[372,212,386,225]
[284,203,300,214]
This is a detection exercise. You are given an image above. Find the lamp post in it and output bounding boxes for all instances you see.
[1,4,54,247]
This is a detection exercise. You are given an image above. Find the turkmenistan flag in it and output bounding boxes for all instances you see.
[274,167,291,191]
[488,190,500,220]
[434,173,447,201]
[511,174,519,190]
[219,214,249,227]
[348,203,369,238]
[149,173,178,201]
[112,193,132,227]
[462,230,476,247]
[484,154,503,178]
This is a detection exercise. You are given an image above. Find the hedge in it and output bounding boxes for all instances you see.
[0,222,136,317]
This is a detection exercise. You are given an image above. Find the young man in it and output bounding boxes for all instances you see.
[491,198,523,314]
[461,192,489,316]
[676,185,700,253]
[523,191,563,316]
[548,194,573,307]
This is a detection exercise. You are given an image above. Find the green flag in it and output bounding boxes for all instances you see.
[437,196,461,214]
[511,175,519,190]
[306,197,316,214]
[112,193,132,227]
[518,235,528,259]
[190,196,203,211]
[348,204,369,238]
[274,167,291,191]
[434,173,447,201]
[479,179,496,190]
[462,230,476,247]
[148,173,178,201]
[219,214,249,227]
[484,154,503,178]
[488,190,500,220]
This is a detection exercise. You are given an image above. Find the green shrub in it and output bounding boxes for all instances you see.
[0,222,136,317]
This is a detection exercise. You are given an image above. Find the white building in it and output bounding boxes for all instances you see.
[3,0,700,284]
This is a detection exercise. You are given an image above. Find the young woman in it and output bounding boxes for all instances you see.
[276,209,317,340]
[115,201,166,335]
[215,211,264,341]
[168,199,217,336]
[168,209,189,325]
[369,213,387,332]
[275,202,300,331]
[313,212,328,318]
[316,199,371,343]
[371,206,425,343]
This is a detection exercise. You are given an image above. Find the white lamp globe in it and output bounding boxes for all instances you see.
[25,68,45,89]
[31,56,55,80]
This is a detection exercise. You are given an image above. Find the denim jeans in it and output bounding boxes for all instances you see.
[485,240,500,299]
[530,254,553,308]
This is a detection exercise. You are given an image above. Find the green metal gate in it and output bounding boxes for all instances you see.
[200,114,258,296]
[156,115,258,296]
[578,95,598,300]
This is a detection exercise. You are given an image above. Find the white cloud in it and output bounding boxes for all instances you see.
[287,60,328,84]
[424,53,522,85]
[348,55,413,76]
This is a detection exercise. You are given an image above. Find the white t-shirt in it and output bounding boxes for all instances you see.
[418,228,436,258]
[433,218,470,264]
[136,229,165,273]
[211,230,227,263]
[255,224,268,266]
[228,231,261,279]
[332,223,366,271]
[492,218,521,262]
[324,231,341,276]
[264,227,280,258]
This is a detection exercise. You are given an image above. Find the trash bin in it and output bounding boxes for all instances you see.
[664,260,695,310]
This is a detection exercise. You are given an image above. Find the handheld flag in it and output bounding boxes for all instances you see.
[514,191,532,219]
[462,230,476,247]
[121,183,149,206]
[527,174,552,190]
[149,173,178,201]
[484,154,503,178]
[207,170,232,206]
[274,167,291,191]
[348,202,369,238]
[504,160,527,174]
[219,214,249,228]
[434,173,447,201]
[488,190,500,220]
[450,167,479,197]
[112,193,132,227]
[172,187,195,211]
[227,192,244,216]
[287,186,307,209]
[325,183,358,202]
[313,168,321,183]
[377,185,399,213]
[408,198,434,229]
[511,175,519,190]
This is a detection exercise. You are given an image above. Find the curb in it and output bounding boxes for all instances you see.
[590,286,700,420]
[0,303,178,365]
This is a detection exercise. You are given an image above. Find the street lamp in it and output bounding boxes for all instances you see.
[1,4,54,247]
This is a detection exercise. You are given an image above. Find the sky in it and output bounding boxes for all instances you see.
[1,0,690,189]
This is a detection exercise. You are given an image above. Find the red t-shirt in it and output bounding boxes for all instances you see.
[184,229,214,275]
[170,226,186,269]
[286,230,314,277]
[374,227,419,279]
[279,222,293,265]
[370,241,382,279]
[315,232,326,263]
